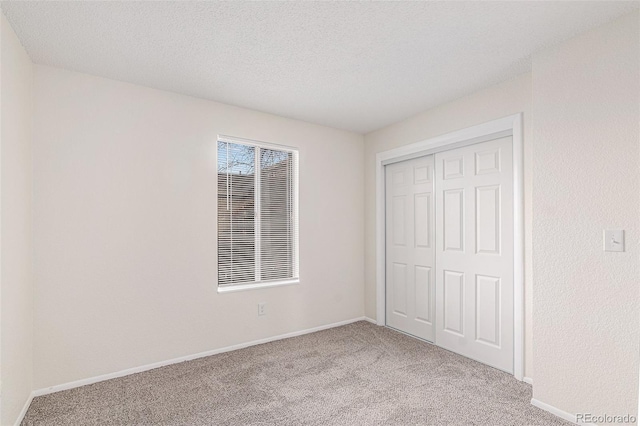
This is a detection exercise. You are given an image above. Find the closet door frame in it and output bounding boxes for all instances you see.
[375,113,524,381]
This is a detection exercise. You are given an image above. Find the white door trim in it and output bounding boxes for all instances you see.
[375,113,524,381]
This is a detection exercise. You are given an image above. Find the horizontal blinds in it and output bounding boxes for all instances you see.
[260,148,296,282]
[217,141,256,286]
[218,139,298,286]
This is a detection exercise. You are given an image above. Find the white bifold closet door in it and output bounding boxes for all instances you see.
[434,136,514,373]
[385,155,435,342]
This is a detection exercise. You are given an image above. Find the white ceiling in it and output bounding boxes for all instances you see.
[2,1,638,133]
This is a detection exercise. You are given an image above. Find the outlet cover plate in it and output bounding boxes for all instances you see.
[604,230,624,252]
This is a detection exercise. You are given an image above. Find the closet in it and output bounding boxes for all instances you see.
[385,135,514,373]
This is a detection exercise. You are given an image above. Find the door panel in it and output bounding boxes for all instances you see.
[392,196,406,246]
[414,194,431,248]
[435,136,514,373]
[392,263,408,316]
[443,156,464,179]
[476,185,500,254]
[385,155,435,342]
[414,265,431,323]
[443,270,464,335]
[475,274,501,347]
[443,189,464,251]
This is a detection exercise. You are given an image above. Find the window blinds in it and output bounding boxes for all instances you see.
[217,139,298,287]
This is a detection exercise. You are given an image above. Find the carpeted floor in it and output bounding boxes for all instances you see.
[22,321,568,425]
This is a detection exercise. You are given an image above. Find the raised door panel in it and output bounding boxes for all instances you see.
[475,274,501,347]
[443,156,464,180]
[475,185,500,254]
[475,148,501,175]
[392,263,408,317]
[392,196,407,246]
[414,164,432,184]
[414,193,431,248]
[443,189,464,252]
[443,270,464,336]
[392,169,406,186]
[415,266,431,324]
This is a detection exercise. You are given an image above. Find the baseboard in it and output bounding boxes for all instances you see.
[531,398,578,424]
[32,316,366,398]
[363,316,378,324]
[14,392,35,426]
[523,376,533,385]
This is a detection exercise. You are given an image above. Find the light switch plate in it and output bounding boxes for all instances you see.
[604,230,625,252]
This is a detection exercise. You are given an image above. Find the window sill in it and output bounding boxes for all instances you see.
[217,279,300,294]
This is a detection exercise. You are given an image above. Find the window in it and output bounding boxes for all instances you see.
[217,136,299,290]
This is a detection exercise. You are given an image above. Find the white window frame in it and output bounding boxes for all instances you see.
[216,135,300,293]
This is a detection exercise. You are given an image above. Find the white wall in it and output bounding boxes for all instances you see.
[363,73,534,378]
[0,14,34,426]
[11,9,640,423]
[32,65,365,389]
[531,12,639,419]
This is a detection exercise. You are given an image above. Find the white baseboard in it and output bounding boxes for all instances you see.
[531,398,578,424]
[14,392,35,426]
[32,316,367,398]
[363,317,378,324]
[523,376,533,385]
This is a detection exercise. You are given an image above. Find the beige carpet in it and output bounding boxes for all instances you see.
[22,321,568,425]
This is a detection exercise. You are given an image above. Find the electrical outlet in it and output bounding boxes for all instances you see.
[604,230,625,252]
[258,302,266,316]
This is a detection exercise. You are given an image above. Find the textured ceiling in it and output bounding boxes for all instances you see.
[2,1,638,133]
